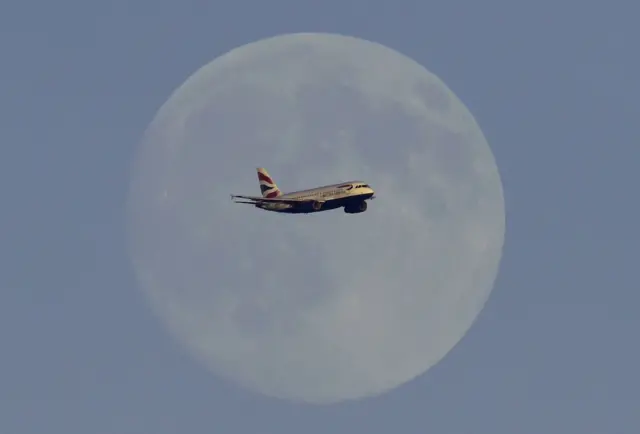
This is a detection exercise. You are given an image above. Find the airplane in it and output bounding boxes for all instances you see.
[230,168,375,214]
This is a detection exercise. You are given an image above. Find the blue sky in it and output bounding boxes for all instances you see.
[1,0,638,433]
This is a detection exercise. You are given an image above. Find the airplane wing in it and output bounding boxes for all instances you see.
[230,194,322,205]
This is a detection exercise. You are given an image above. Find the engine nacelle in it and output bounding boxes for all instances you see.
[344,201,367,214]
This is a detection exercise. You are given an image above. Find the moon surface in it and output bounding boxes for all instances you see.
[126,32,505,404]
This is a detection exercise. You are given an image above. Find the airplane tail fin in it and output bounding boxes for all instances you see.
[257,168,282,198]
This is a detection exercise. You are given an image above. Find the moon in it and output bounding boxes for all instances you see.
[126,32,505,404]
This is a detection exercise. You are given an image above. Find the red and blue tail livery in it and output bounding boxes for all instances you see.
[257,168,282,198]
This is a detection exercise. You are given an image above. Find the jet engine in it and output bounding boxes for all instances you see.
[344,201,367,214]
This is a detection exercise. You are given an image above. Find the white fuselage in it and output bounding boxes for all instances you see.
[260,181,375,214]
